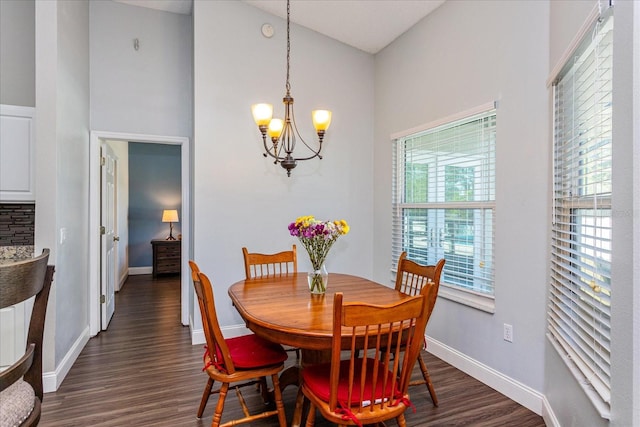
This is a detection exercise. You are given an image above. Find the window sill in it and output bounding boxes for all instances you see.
[438,284,495,313]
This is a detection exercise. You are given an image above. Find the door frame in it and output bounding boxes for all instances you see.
[89,130,190,337]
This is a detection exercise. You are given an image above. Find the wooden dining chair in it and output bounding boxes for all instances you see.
[242,245,300,360]
[0,249,54,427]
[188,261,288,427]
[242,245,297,279]
[299,291,430,427]
[394,251,445,406]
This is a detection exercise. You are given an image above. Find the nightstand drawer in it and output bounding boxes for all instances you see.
[157,246,180,258]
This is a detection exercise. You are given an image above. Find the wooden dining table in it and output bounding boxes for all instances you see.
[229,272,414,427]
[228,272,410,385]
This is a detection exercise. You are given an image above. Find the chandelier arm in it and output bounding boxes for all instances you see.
[261,134,284,164]
[290,108,323,161]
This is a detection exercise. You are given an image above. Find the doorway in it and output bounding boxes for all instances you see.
[88,131,190,337]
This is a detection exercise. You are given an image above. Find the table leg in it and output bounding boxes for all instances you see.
[278,348,331,392]
[278,365,300,391]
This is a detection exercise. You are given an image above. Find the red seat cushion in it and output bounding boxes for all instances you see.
[218,334,287,369]
[302,358,399,406]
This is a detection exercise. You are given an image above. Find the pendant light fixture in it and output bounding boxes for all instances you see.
[251,0,332,177]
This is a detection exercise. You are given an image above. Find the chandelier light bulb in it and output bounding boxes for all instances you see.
[268,119,284,139]
[251,103,273,127]
[312,110,332,132]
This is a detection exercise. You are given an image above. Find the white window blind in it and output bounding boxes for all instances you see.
[392,107,496,296]
[548,8,613,418]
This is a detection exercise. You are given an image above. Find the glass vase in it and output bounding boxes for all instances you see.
[307,264,328,294]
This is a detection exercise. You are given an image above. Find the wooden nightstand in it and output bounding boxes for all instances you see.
[151,239,181,278]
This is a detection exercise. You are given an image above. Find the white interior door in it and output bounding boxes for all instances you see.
[101,142,117,329]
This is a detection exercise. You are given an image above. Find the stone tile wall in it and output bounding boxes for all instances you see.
[0,203,35,246]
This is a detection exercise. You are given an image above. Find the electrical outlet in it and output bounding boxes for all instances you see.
[503,323,513,342]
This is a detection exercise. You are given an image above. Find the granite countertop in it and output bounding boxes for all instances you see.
[0,246,35,265]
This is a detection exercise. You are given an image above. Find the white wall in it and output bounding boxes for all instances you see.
[374,0,549,398]
[35,0,90,381]
[193,1,375,328]
[54,0,90,366]
[89,0,193,138]
[0,0,35,107]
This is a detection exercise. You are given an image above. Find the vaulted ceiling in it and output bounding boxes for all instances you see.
[112,0,445,54]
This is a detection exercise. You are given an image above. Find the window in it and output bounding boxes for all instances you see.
[392,105,496,303]
[547,8,613,418]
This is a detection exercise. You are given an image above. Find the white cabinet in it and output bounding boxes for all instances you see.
[1,105,35,202]
[0,300,28,369]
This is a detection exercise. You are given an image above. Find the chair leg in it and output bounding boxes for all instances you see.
[418,353,438,406]
[292,387,306,427]
[271,373,287,427]
[305,402,316,427]
[197,378,214,418]
[211,382,229,427]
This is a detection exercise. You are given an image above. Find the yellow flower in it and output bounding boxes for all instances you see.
[335,219,350,235]
[296,215,315,228]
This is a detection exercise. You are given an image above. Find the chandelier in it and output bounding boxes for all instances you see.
[251,0,332,177]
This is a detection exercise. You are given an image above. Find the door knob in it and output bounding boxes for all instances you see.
[113,236,120,242]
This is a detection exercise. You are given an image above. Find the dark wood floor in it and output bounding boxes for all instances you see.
[40,274,545,427]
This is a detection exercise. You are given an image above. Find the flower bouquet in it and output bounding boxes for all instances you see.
[288,215,350,294]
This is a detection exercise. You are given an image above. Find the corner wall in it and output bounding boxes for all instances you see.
[374,0,550,402]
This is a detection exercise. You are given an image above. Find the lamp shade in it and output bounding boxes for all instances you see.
[251,103,273,126]
[162,209,179,223]
[268,119,284,139]
[312,110,332,132]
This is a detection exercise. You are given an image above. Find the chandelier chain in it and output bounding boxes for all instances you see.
[286,0,291,94]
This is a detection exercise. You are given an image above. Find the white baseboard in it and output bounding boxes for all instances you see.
[190,322,248,346]
[43,326,90,393]
[541,395,561,427]
[128,266,152,275]
[190,313,205,345]
[426,336,544,416]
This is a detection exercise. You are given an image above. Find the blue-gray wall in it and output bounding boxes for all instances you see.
[128,142,181,268]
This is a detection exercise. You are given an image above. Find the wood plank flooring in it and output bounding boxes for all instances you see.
[40,274,545,426]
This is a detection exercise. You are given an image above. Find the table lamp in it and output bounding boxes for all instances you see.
[162,209,179,240]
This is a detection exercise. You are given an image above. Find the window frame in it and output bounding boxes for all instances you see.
[391,103,497,313]
[547,5,614,418]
